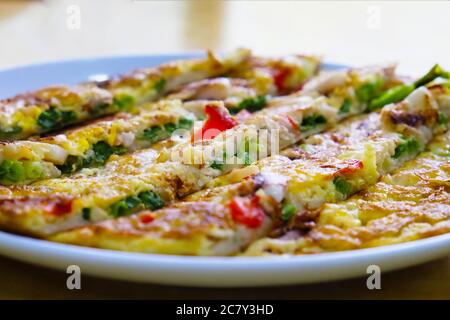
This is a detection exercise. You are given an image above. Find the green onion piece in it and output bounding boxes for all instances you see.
[413,64,447,87]
[0,160,11,178]
[110,196,141,217]
[393,137,420,159]
[58,141,126,174]
[369,64,449,111]
[164,122,177,133]
[82,208,91,221]
[177,118,194,130]
[333,176,352,197]
[438,112,449,125]
[0,125,23,138]
[355,78,384,103]
[89,141,126,165]
[24,162,44,180]
[5,160,25,182]
[37,107,60,130]
[368,84,415,111]
[140,126,168,143]
[140,119,193,143]
[210,161,224,170]
[61,110,76,124]
[91,141,115,164]
[281,204,297,221]
[110,191,163,217]
[299,114,327,132]
[138,190,164,211]
[110,200,130,217]
[113,95,135,110]
[111,145,127,155]
[37,107,77,130]
[154,78,167,94]
[92,103,110,114]
[57,155,83,174]
[232,95,267,114]
[338,99,351,115]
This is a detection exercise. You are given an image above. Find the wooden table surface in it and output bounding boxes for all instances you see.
[0,0,449,299]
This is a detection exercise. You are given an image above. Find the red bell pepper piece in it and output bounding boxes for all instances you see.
[229,195,265,228]
[192,104,238,142]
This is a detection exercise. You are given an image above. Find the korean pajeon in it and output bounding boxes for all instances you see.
[0,49,448,257]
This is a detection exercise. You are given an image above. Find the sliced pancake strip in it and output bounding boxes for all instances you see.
[166,54,321,112]
[0,49,250,140]
[49,86,448,255]
[50,175,272,256]
[244,130,450,255]
[0,151,214,237]
[0,99,200,185]
[270,64,400,118]
[0,84,113,141]
[100,48,252,109]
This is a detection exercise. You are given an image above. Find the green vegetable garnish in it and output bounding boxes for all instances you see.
[355,77,384,103]
[92,103,110,114]
[177,118,194,130]
[154,78,167,94]
[368,85,414,111]
[57,155,83,174]
[413,64,448,87]
[393,136,420,159]
[113,95,135,111]
[110,190,164,217]
[281,204,297,221]
[140,118,194,143]
[438,112,448,125]
[164,122,177,133]
[82,208,91,221]
[24,162,44,180]
[333,176,353,197]
[37,108,60,129]
[140,126,168,143]
[110,196,141,217]
[300,114,327,132]
[57,141,126,174]
[0,125,23,138]
[210,161,224,170]
[37,107,77,130]
[338,99,351,115]
[0,160,25,182]
[368,64,449,111]
[90,141,118,164]
[231,96,267,114]
[138,190,165,211]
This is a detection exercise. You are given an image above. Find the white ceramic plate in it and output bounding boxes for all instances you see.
[0,55,449,287]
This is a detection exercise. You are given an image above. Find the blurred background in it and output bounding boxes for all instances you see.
[0,0,449,76]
